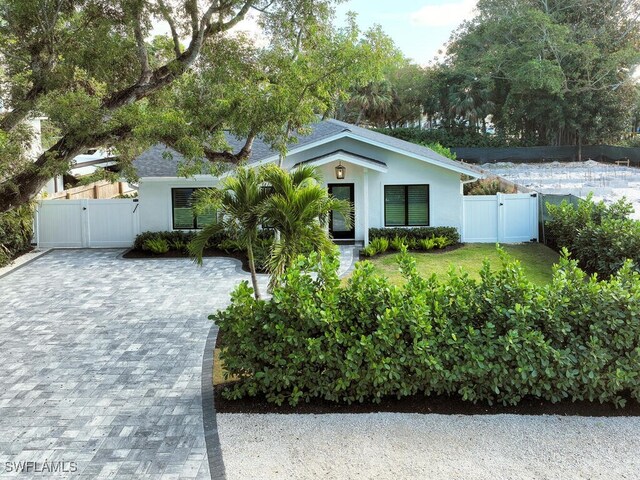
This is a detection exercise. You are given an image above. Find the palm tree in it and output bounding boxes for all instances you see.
[349,81,394,126]
[189,167,268,300]
[448,78,495,131]
[260,164,352,289]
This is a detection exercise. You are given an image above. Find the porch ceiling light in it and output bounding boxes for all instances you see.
[335,162,346,180]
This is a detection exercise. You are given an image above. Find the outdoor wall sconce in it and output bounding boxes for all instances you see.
[335,162,346,180]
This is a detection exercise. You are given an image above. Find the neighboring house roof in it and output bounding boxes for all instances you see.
[132,119,482,178]
[132,144,187,178]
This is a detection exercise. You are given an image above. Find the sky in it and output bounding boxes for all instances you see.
[212,0,479,67]
[334,0,479,66]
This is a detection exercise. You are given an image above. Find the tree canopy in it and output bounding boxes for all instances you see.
[0,0,397,212]
[446,0,640,146]
[341,0,640,149]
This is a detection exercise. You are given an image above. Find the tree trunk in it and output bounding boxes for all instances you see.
[246,238,261,300]
[577,133,582,162]
[0,136,85,213]
[0,1,254,213]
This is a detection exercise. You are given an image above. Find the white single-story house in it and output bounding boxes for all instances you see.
[133,119,484,244]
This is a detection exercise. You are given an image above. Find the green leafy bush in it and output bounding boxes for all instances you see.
[132,229,274,271]
[135,231,193,251]
[363,227,459,257]
[0,203,35,267]
[218,239,243,253]
[434,236,452,249]
[390,235,407,251]
[213,248,640,408]
[252,237,274,272]
[134,230,223,252]
[546,196,639,277]
[369,226,459,246]
[143,237,170,254]
[369,237,389,254]
[361,245,378,257]
[426,142,457,160]
[419,237,436,250]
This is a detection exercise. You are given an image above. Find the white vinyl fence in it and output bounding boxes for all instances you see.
[36,199,140,248]
[462,193,538,243]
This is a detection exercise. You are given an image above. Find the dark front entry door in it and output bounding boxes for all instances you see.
[328,183,355,239]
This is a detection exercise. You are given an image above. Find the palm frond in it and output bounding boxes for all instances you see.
[188,221,224,266]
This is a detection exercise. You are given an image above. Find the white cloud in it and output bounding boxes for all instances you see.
[409,0,478,28]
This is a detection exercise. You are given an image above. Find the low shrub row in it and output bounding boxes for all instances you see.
[363,227,459,257]
[369,226,459,244]
[546,195,640,278]
[214,249,640,408]
[0,204,35,267]
[362,234,453,257]
[134,230,199,254]
[132,230,274,271]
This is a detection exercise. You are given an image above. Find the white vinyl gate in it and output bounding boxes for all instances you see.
[36,199,140,248]
[462,193,538,243]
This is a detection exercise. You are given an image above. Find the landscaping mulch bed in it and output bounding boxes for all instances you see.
[214,334,640,417]
[214,385,640,416]
[123,247,261,273]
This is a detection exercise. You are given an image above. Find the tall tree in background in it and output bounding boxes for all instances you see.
[445,0,640,147]
[335,52,429,129]
[0,1,396,213]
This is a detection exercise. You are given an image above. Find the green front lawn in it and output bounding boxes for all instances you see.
[365,243,560,286]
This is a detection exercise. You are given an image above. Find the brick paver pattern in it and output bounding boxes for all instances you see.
[0,250,251,479]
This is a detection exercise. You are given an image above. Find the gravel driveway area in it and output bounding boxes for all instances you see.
[218,411,640,479]
[0,249,257,479]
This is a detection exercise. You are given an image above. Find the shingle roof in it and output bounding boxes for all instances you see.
[131,144,187,178]
[132,119,480,178]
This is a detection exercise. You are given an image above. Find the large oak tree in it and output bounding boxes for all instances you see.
[0,0,395,212]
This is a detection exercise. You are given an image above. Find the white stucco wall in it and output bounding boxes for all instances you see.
[137,137,465,240]
[283,138,464,241]
[138,177,218,232]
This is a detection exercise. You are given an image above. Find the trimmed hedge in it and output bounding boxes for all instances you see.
[213,249,640,407]
[0,204,34,267]
[369,226,459,244]
[546,196,640,278]
[132,229,274,271]
[133,230,195,252]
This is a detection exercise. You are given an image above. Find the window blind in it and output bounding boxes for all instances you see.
[384,185,406,226]
[407,185,429,226]
[172,188,216,229]
[384,185,429,226]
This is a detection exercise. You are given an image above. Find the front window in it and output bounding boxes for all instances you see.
[384,185,429,226]
[172,188,216,229]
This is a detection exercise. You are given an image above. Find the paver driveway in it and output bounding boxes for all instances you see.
[0,249,252,479]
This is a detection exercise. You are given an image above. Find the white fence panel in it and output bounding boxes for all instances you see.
[463,193,538,243]
[37,199,139,248]
[500,193,538,243]
[37,200,84,248]
[462,196,499,243]
[87,200,139,247]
